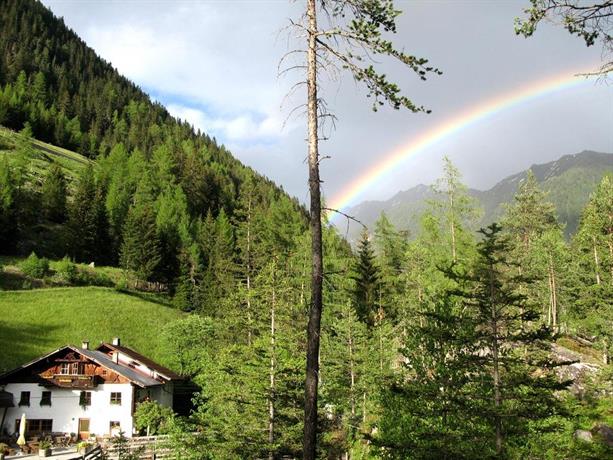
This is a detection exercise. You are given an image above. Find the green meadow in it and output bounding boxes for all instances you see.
[0,286,184,373]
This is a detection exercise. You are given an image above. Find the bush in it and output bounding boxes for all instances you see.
[20,252,49,278]
[55,256,77,283]
[134,400,174,436]
[74,268,113,287]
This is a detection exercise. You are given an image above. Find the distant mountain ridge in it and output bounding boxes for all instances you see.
[344,151,613,242]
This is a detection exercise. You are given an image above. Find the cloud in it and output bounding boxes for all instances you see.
[167,104,292,145]
[41,0,612,205]
[81,4,295,116]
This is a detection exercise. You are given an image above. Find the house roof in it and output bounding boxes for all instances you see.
[97,343,183,381]
[78,349,162,388]
[0,345,172,388]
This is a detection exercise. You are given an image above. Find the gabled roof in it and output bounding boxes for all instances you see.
[97,343,183,381]
[0,345,74,382]
[0,345,165,388]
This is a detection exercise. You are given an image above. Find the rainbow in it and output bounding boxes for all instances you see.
[328,68,596,220]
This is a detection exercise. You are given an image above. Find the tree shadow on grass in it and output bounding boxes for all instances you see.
[0,321,63,373]
[114,289,174,309]
[0,270,45,291]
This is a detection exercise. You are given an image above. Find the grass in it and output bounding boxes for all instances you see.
[557,335,604,365]
[0,286,184,373]
[0,125,89,187]
[0,256,124,291]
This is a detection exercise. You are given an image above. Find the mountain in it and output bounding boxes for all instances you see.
[344,151,613,242]
[0,0,308,275]
[0,0,303,218]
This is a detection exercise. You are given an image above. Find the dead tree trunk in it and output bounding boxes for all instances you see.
[303,0,324,457]
[592,236,601,285]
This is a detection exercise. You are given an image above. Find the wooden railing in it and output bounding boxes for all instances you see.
[67,445,103,460]
[51,374,97,388]
[102,435,172,459]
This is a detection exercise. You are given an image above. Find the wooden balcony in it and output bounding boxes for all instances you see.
[49,374,97,388]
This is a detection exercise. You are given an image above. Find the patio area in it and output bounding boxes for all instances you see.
[5,446,79,460]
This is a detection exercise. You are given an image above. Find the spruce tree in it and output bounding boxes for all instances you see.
[457,224,569,456]
[120,201,162,285]
[119,173,162,284]
[377,294,485,460]
[67,165,99,262]
[351,229,381,326]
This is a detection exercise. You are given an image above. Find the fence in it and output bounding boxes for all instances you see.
[102,435,171,460]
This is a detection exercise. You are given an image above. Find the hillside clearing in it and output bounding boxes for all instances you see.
[0,286,184,373]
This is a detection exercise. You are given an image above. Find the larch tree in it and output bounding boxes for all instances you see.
[283,3,441,455]
[41,162,67,223]
[431,156,480,265]
[571,174,613,363]
[515,0,612,76]
[502,170,561,324]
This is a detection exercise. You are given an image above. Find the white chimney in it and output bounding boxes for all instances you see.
[112,337,121,346]
[81,341,89,350]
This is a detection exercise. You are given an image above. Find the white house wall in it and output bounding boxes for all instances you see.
[136,383,173,409]
[1,383,134,437]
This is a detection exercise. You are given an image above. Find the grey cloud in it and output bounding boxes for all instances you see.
[41,0,612,206]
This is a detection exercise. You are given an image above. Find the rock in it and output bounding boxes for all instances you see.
[89,262,95,268]
[593,423,613,447]
[574,429,593,443]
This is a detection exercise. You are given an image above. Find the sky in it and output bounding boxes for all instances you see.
[41,0,613,210]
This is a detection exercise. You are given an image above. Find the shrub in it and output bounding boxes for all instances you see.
[134,400,174,435]
[55,256,77,283]
[20,252,49,278]
[74,268,113,287]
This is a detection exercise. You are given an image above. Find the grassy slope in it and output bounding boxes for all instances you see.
[0,131,185,373]
[0,125,88,185]
[0,286,183,373]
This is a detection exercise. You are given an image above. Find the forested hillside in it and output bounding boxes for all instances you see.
[0,1,612,458]
[0,0,308,302]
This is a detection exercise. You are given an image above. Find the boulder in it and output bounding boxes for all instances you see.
[593,423,613,447]
[574,429,593,443]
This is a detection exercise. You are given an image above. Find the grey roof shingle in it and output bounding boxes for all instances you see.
[78,349,162,388]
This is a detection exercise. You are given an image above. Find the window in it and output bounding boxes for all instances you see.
[79,391,91,407]
[60,363,70,375]
[40,391,52,406]
[15,419,52,435]
[71,362,83,375]
[18,391,30,407]
[109,421,121,435]
[110,392,122,405]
